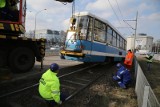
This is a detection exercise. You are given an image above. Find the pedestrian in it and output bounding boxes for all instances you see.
[39,63,68,107]
[145,52,154,71]
[112,63,132,89]
[124,49,134,71]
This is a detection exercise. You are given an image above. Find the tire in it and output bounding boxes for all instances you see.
[9,47,35,73]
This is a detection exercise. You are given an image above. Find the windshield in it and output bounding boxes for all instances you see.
[68,16,89,40]
[66,31,76,40]
[75,16,89,30]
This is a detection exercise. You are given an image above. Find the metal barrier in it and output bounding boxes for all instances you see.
[134,57,160,107]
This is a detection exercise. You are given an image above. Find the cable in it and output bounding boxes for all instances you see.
[107,0,121,25]
[114,0,133,35]
[72,0,75,18]
[115,0,123,19]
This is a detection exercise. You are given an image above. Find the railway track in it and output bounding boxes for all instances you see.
[0,62,114,107]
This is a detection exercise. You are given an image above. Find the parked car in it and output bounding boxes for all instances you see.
[50,45,60,50]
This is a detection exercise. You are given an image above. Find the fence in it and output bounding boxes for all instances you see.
[134,57,160,107]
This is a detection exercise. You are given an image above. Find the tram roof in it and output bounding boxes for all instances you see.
[74,12,126,40]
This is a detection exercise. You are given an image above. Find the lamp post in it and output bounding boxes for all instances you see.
[34,9,47,38]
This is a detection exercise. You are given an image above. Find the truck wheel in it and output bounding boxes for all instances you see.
[9,47,35,73]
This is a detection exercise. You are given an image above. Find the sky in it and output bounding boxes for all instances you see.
[26,0,160,41]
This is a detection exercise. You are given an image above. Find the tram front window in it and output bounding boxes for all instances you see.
[66,31,76,40]
[0,0,20,22]
[69,16,89,40]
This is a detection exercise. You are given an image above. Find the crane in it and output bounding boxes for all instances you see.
[0,0,74,73]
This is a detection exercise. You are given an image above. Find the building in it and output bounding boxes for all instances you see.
[127,33,153,52]
[35,29,61,42]
[27,29,66,49]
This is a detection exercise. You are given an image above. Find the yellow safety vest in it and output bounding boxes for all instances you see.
[0,0,6,8]
[39,69,60,103]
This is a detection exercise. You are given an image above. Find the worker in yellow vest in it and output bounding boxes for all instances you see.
[145,53,154,71]
[39,63,68,106]
[0,0,6,8]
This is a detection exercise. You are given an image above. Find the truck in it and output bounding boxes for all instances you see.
[0,0,74,73]
[0,0,47,73]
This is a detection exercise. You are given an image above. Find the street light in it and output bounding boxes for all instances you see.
[34,9,47,38]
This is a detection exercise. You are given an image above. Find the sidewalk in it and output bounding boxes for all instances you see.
[136,54,160,102]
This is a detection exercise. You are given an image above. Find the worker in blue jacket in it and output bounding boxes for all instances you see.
[112,63,132,89]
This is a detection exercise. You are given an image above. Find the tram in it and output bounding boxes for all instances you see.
[60,12,127,62]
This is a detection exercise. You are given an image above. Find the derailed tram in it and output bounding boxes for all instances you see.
[60,12,127,62]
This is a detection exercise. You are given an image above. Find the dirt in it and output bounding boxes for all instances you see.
[63,65,138,107]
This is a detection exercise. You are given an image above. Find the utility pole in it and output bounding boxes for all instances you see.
[123,11,138,53]
[34,9,47,38]
[134,11,138,53]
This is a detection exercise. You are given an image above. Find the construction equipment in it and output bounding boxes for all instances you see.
[0,0,74,73]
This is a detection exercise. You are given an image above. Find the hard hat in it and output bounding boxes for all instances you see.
[116,63,122,68]
[50,63,59,72]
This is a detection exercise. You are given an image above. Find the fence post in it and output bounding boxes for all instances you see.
[142,85,150,107]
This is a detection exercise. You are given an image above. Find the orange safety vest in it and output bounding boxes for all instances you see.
[124,52,134,66]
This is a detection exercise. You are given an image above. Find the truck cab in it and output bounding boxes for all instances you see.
[0,0,46,73]
[0,0,26,36]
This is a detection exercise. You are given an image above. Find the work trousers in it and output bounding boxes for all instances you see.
[46,92,69,107]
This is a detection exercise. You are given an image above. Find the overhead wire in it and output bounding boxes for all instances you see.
[107,0,121,25]
[115,0,123,19]
[114,0,133,35]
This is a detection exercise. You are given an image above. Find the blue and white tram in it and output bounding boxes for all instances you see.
[60,12,127,62]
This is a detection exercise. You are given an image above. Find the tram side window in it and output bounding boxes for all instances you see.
[78,16,89,40]
[119,37,123,49]
[107,26,113,45]
[112,31,117,47]
[0,0,20,22]
[124,41,127,50]
[94,19,106,43]
[122,39,124,50]
[87,17,93,41]
[117,35,120,48]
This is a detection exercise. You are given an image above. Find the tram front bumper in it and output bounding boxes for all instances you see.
[60,50,84,57]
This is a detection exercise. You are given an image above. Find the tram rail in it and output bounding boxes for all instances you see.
[0,63,112,107]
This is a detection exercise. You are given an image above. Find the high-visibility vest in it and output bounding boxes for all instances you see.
[39,69,60,103]
[0,0,6,8]
[124,52,134,66]
[146,54,153,63]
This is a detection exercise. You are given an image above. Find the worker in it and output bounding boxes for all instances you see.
[112,63,132,89]
[124,49,134,71]
[7,0,19,21]
[0,0,6,20]
[8,0,18,10]
[0,0,6,8]
[39,63,68,107]
[145,52,154,71]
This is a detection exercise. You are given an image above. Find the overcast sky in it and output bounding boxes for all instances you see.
[26,0,160,41]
